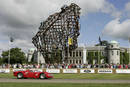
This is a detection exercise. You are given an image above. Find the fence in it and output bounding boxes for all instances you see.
[1,68,130,74]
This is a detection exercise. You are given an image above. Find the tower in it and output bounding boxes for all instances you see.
[108,41,120,64]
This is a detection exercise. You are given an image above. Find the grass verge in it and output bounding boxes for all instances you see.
[0,83,130,87]
[1,73,130,80]
[54,73,130,80]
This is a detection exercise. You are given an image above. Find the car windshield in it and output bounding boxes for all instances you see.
[30,70,33,72]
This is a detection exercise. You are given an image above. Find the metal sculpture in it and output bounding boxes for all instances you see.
[32,3,81,63]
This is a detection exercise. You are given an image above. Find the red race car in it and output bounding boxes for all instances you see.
[13,69,53,79]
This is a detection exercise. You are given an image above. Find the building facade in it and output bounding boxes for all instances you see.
[27,41,129,64]
[66,41,129,64]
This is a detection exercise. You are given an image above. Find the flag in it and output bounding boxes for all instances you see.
[68,37,73,45]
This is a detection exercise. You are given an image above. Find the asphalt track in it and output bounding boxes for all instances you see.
[0,78,130,83]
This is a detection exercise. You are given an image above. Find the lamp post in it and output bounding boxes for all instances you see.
[8,36,14,68]
[8,43,10,68]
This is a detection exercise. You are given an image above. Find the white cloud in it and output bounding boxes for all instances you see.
[103,18,130,40]
[68,0,121,17]
[125,2,130,11]
[0,0,121,52]
[101,1,121,18]
[125,2,130,18]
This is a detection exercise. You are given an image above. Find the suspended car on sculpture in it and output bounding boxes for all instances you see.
[32,3,81,63]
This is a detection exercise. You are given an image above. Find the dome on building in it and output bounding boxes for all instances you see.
[29,48,35,51]
[110,40,118,44]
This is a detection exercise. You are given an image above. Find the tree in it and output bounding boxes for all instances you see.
[55,50,62,63]
[120,50,129,64]
[120,52,123,64]
[87,52,94,64]
[87,51,106,64]
[123,51,129,64]
[50,49,62,64]
[0,57,3,64]
[1,48,26,64]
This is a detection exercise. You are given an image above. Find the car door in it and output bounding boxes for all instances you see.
[25,70,34,78]
[28,70,34,78]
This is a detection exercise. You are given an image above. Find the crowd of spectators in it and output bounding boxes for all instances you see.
[0,63,130,69]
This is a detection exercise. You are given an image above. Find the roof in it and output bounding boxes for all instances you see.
[110,40,118,44]
[75,46,106,51]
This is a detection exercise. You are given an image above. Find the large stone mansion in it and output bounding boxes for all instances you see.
[27,40,130,64]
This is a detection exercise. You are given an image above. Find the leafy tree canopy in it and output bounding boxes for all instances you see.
[1,48,26,64]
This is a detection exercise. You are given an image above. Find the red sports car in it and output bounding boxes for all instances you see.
[13,69,53,79]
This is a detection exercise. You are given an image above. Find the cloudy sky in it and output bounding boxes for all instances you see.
[0,0,130,53]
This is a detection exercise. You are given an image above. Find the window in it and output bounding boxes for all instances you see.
[95,52,98,56]
[101,51,103,56]
[65,51,67,56]
[73,60,75,64]
[71,60,73,63]
[102,52,104,56]
[112,51,114,55]
[79,51,82,57]
[76,60,78,64]
[88,52,90,56]
[93,52,95,56]
[73,52,75,57]
[76,51,78,57]
[70,52,72,57]
[70,60,71,63]
[117,51,119,55]
[79,60,81,64]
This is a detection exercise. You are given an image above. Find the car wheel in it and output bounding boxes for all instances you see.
[17,73,23,79]
[39,73,45,79]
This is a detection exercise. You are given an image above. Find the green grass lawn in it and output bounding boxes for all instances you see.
[0,83,130,87]
[1,73,130,80]
[54,73,130,80]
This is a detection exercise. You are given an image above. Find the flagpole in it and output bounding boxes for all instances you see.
[68,37,69,64]
[68,37,73,64]
[8,36,14,68]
